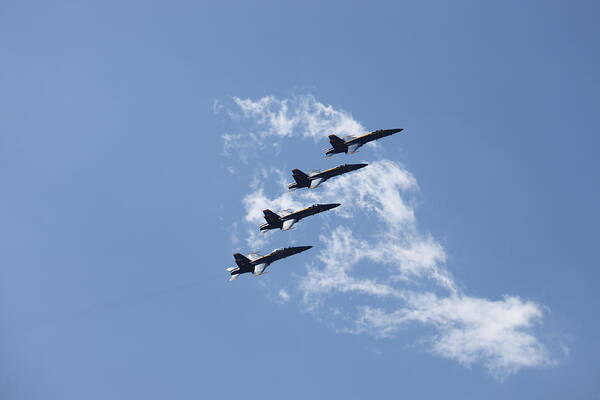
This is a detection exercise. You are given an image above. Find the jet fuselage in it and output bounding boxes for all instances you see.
[227,246,312,279]
[288,163,367,190]
[325,128,403,156]
[259,203,341,231]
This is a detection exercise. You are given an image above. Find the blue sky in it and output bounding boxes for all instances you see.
[1,1,599,398]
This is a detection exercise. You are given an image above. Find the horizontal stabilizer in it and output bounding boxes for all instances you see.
[229,274,239,281]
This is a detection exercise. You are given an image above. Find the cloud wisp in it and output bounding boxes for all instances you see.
[231,95,365,139]
[220,94,558,379]
[217,95,365,162]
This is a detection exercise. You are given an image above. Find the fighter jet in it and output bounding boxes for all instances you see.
[226,246,312,281]
[259,203,341,232]
[288,163,368,190]
[325,128,404,157]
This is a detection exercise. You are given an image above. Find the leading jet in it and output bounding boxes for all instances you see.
[259,203,341,232]
[226,246,312,281]
[325,128,404,157]
[288,163,368,190]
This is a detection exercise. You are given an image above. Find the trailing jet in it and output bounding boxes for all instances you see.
[325,128,404,157]
[288,163,368,190]
[226,246,312,281]
[259,203,341,232]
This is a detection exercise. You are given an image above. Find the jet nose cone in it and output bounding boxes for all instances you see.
[297,245,312,252]
[391,128,403,134]
[330,203,342,208]
[356,163,368,169]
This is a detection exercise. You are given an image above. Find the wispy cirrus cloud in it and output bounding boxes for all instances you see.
[231,95,364,139]
[277,289,291,303]
[355,293,552,378]
[219,94,561,379]
[216,95,364,162]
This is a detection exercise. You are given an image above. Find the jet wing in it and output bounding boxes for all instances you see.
[282,219,296,230]
[310,169,330,179]
[247,253,264,261]
[314,166,343,179]
[285,206,311,220]
[309,178,324,188]
[347,143,363,153]
[345,134,368,145]
[253,263,268,275]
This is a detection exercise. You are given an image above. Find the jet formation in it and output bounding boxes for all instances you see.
[226,128,404,280]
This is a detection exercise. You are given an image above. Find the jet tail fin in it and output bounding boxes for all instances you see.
[228,274,240,281]
[292,168,308,177]
[233,253,252,268]
[325,135,348,156]
[329,134,347,149]
[262,209,281,225]
[292,169,310,186]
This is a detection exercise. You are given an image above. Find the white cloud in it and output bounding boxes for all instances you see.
[220,94,560,378]
[355,293,552,380]
[217,95,366,161]
[277,289,291,303]
[232,95,365,140]
[221,132,264,164]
